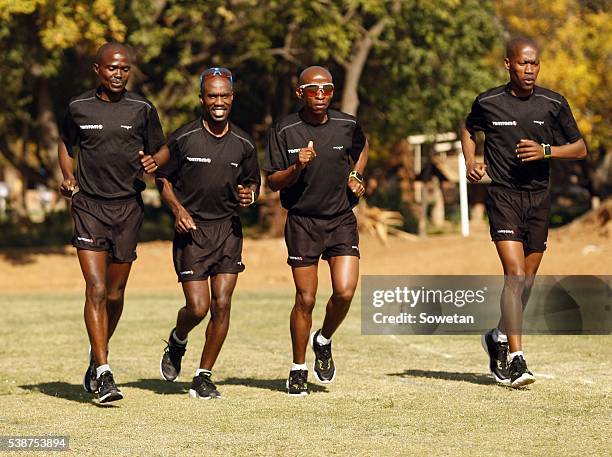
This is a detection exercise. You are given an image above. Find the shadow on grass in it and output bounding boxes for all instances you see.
[218,377,328,394]
[18,382,117,407]
[123,378,190,395]
[388,369,496,386]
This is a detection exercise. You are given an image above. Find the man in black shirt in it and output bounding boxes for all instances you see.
[156,67,260,399]
[58,43,168,403]
[264,66,368,396]
[461,37,587,388]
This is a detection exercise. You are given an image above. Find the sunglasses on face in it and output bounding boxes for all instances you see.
[200,67,233,85]
[298,83,334,96]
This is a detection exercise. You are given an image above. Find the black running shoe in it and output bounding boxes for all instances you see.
[310,329,336,384]
[481,329,510,385]
[509,355,536,388]
[97,371,123,403]
[189,373,221,400]
[286,369,309,397]
[83,347,97,394]
[160,329,187,382]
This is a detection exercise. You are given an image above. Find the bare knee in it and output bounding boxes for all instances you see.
[186,296,209,320]
[295,290,316,314]
[210,296,231,321]
[332,287,355,307]
[107,283,127,304]
[86,282,107,308]
[504,269,526,290]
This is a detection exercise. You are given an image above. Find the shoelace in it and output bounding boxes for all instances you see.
[98,372,114,389]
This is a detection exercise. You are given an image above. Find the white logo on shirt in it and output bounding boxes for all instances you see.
[492,121,517,126]
[77,236,94,243]
[230,162,239,167]
[180,270,194,276]
[287,148,301,154]
[121,125,133,130]
[288,256,303,261]
[533,120,545,125]
[333,145,344,150]
[497,229,514,234]
[352,245,359,250]
[186,157,212,163]
[79,124,103,130]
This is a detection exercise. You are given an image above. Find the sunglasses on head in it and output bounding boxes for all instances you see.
[200,67,233,85]
[298,82,334,96]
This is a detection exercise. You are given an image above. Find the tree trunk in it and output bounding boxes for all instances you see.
[37,78,62,188]
[340,16,390,116]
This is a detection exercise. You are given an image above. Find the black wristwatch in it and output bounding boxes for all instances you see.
[348,170,364,183]
[541,143,552,159]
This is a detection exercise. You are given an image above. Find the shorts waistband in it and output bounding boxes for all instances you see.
[193,214,239,226]
[77,191,142,204]
[489,184,549,195]
[287,210,353,220]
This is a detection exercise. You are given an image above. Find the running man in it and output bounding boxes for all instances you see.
[264,66,368,396]
[157,67,260,399]
[58,43,168,403]
[461,37,587,388]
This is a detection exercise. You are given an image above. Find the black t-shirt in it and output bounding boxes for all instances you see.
[466,84,582,190]
[61,88,166,199]
[264,109,367,217]
[156,119,261,222]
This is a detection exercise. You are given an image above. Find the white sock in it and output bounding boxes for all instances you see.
[96,364,111,379]
[291,363,308,371]
[510,351,524,361]
[492,328,507,343]
[316,332,331,346]
[195,368,211,377]
[172,330,188,345]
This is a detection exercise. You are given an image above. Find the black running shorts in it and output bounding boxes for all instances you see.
[173,216,245,282]
[486,185,551,253]
[71,191,144,263]
[284,211,360,267]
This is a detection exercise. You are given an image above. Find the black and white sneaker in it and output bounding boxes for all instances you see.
[160,329,187,382]
[83,347,97,394]
[509,355,536,388]
[96,371,123,403]
[310,329,336,384]
[481,329,510,385]
[189,373,221,400]
[286,369,309,397]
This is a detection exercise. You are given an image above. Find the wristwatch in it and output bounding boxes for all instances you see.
[541,143,552,159]
[348,170,364,183]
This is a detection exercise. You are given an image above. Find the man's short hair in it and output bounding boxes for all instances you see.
[506,37,540,59]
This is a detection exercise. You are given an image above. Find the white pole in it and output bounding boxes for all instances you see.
[458,152,470,236]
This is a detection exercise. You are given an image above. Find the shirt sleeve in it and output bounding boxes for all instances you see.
[60,107,80,157]
[553,97,582,145]
[143,105,166,154]
[155,132,179,183]
[238,144,262,198]
[349,123,367,162]
[465,97,486,133]
[263,126,288,174]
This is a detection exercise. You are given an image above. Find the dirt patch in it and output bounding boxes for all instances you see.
[1,226,609,294]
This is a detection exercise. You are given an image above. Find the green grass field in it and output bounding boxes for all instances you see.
[1,291,610,456]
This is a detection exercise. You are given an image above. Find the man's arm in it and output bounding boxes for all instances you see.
[155,176,196,233]
[58,139,78,197]
[140,144,171,174]
[267,141,316,192]
[460,122,487,183]
[347,139,369,197]
[516,138,587,162]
